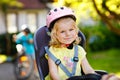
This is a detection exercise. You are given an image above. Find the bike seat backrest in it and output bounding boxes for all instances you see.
[33,26,86,80]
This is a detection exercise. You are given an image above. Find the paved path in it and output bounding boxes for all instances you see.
[0,62,16,80]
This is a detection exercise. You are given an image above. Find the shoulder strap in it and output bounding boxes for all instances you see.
[44,45,79,77]
[44,46,72,77]
[72,45,79,76]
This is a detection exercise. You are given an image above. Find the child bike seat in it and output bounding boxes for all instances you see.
[33,26,86,80]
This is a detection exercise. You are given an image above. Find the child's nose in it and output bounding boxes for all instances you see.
[65,31,70,36]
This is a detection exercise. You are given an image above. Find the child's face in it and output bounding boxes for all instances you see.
[55,20,77,45]
[23,31,27,35]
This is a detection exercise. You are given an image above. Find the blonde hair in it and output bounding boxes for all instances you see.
[49,17,81,48]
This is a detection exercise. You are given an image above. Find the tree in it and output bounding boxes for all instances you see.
[0,0,23,55]
[92,0,120,35]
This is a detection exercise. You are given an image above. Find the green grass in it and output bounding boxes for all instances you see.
[87,48,120,76]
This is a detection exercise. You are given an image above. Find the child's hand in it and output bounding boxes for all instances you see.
[28,39,33,44]
[101,74,120,80]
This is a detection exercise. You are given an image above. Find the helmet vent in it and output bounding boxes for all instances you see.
[49,12,51,15]
[54,9,57,12]
[60,7,64,10]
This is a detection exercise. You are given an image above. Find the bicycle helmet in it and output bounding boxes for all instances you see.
[46,6,76,32]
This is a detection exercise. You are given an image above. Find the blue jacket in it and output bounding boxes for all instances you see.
[16,32,35,55]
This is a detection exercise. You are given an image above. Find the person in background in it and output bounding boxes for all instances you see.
[13,25,39,78]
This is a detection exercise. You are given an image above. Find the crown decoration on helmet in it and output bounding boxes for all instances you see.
[46,6,76,32]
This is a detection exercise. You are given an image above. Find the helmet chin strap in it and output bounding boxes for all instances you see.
[63,44,70,47]
[61,44,70,47]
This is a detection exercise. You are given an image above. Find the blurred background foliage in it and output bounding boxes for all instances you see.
[0,33,17,56]
[79,21,120,51]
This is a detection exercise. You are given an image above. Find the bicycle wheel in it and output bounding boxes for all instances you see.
[14,55,34,80]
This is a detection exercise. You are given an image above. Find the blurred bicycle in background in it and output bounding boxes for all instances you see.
[14,44,34,80]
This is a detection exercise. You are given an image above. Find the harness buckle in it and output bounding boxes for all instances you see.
[73,57,79,62]
[55,59,61,65]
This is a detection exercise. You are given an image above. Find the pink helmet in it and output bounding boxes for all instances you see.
[46,6,76,31]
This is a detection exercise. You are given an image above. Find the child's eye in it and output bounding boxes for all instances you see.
[60,31,65,33]
[69,29,74,31]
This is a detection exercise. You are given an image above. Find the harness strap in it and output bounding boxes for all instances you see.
[72,45,78,76]
[45,46,71,77]
[44,45,79,77]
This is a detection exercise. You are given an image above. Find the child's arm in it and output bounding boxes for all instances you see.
[48,57,61,80]
[81,57,96,74]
